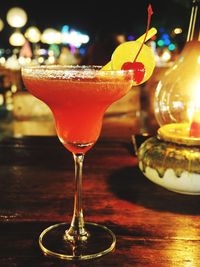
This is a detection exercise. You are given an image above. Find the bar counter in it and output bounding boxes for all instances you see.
[1,120,200,267]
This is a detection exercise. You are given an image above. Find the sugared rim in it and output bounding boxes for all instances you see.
[21,64,135,80]
[22,65,103,71]
[21,64,133,71]
[157,123,200,146]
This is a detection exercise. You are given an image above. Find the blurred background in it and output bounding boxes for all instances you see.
[0,0,193,138]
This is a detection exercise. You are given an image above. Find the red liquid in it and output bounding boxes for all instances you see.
[23,75,132,153]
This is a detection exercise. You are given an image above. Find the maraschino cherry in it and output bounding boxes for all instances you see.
[121,4,153,84]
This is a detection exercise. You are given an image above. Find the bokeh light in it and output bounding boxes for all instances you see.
[9,31,25,46]
[6,7,27,28]
[25,26,41,43]
[0,18,4,32]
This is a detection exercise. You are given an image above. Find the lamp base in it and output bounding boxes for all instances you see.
[138,136,200,195]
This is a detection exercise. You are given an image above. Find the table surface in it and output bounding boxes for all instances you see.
[1,132,200,267]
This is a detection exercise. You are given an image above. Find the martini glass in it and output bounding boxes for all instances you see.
[21,65,135,260]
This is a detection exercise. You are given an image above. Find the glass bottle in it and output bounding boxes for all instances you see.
[154,0,200,128]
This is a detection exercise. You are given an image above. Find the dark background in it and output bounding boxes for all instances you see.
[0,0,192,48]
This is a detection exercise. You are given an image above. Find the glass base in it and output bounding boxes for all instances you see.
[39,222,116,260]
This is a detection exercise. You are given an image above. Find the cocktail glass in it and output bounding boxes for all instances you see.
[21,65,135,260]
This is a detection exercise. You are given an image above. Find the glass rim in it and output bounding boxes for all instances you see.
[21,64,135,80]
[21,64,134,73]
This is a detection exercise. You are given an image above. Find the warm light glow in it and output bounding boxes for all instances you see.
[68,30,81,47]
[0,57,6,65]
[41,28,61,44]
[25,27,41,43]
[9,31,25,46]
[46,56,56,64]
[173,27,182,34]
[0,95,4,105]
[11,85,17,93]
[0,18,4,31]
[18,56,26,65]
[166,219,200,266]
[188,79,200,121]
[116,34,126,44]
[54,32,61,44]
[48,50,54,57]
[187,102,195,122]
[6,7,27,28]
[189,79,200,109]
[38,56,44,64]
[161,49,171,62]
[61,32,70,44]
[18,56,31,66]
[154,40,200,127]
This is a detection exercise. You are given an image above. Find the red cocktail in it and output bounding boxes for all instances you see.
[22,65,134,260]
[23,66,132,154]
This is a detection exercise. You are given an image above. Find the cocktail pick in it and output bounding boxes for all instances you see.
[121,4,154,84]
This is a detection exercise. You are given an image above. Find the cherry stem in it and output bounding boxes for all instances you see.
[133,4,153,63]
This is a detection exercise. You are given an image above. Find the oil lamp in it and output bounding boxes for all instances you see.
[138,0,200,194]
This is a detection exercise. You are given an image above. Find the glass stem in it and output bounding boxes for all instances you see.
[65,153,88,242]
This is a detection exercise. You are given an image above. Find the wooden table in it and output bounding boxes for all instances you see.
[1,133,200,267]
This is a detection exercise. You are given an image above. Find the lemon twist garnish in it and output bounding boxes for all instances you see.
[102,4,157,85]
[102,27,157,71]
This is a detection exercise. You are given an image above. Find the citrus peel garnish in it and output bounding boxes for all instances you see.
[111,41,155,84]
[102,5,156,85]
[101,27,157,72]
